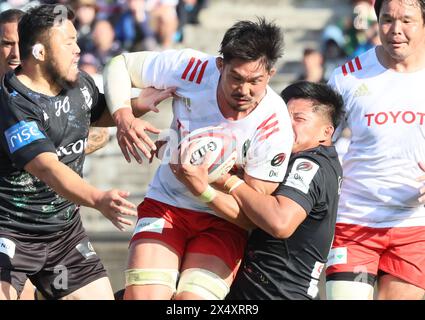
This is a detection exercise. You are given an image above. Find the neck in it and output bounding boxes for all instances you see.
[376,45,425,72]
[17,62,61,96]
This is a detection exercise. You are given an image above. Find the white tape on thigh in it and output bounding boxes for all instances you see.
[176,268,230,300]
[326,280,374,300]
[125,268,179,292]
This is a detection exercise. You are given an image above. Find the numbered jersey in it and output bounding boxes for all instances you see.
[0,71,106,234]
[135,49,293,214]
[330,48,425,227]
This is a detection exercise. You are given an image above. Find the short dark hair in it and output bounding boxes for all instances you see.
[281,81,344,129]
[18,4,75,60]
[219,17,284,71]
[374,0,425,23]
[0,9,24,26]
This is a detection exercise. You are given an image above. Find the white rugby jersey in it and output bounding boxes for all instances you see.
[135,49,293,214]
[330,48,425,227]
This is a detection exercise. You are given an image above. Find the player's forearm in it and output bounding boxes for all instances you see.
[231,183,283,236]
[207,189,256,230]
[85,127,110,155]
[24,153,103,208]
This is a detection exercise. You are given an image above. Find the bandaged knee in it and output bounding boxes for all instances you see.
[125,268,179,293]
[326,280,374,300]
[176,268,230,300]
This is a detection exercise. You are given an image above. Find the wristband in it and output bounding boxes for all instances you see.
[198,185,217,203]
[229,179,245,193]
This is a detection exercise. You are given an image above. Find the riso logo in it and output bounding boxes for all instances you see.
[5,121,46,153]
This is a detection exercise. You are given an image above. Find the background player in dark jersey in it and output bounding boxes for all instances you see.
[0,4,173,300]
[0,8,110,157]
[173,80,343,299]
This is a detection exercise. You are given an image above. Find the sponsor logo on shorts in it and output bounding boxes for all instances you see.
[133,217,165,235]
[76,240,96,259]
[327,247,347,267]
[271,153,286,167]
[5,121,46,153]
[0,237,16,259]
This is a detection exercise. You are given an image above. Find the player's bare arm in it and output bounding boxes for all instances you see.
[231,184,307,238]
[85,127,110,155]
[103,53,176,163]
[24,152,137,231]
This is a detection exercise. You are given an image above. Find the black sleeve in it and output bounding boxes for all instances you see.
[79,71,107,123]
[274,155,327,219]
[0,95,56,170]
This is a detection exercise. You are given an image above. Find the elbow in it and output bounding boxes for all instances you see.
[270,221,295,239]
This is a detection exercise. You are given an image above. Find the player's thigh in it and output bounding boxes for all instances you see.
[175,252,233,300]
[125,238,181,300]
[175,223,247,300]
[378,226,425,299]
[0,281,18,300]
[378,274,425,300]
[60,277,114,300]
[19,279,35,300]
[325,223,384,299]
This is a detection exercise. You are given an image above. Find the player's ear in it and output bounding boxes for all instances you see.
[32,43,45,61]
[216,57,224,72]
[268,67,276,78]
[323,125,334,140]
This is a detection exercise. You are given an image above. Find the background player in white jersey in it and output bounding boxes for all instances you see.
[103,18,293,300]
[326,0,425,299]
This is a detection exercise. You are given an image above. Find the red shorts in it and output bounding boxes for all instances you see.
[130,198,248,276]
[326,223,425,289]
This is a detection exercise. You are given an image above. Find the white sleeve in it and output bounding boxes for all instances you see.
[245,109,294,183]
[103,51,159,114]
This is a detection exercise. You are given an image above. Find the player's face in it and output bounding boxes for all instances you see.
[288,98,331,154]
[44,19,80,88]
[378,0,425,64]
[217,58,274,114]
[0,21,20,76]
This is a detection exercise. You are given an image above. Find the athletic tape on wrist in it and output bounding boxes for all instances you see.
[198,185,217,203]
[229,179,245,193]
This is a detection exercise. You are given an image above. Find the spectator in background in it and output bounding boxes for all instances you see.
[296,48,326,83]
[89,19,122,70]
[115,0,158,52]
[145,0,179,48]
[70,0,98,54]
[350,20,380,58]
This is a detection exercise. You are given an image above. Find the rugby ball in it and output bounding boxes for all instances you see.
[179,126,237,183]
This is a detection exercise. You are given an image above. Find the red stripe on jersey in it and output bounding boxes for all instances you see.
[342,64,348,76]
[261,120,278,132]
[348,61,355,73]
[181,57,196,80]
[355,56,362,71]
[189,59,202,82]
[196,60,209,84]
[259,127,280,141]
[257,113,277,130]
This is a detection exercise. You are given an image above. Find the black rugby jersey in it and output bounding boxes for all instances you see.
[227,145,342,300]
[0,70,106,235]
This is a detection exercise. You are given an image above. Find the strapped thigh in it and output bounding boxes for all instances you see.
[125,268,179,293]
[176,268,230,300]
